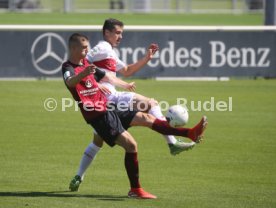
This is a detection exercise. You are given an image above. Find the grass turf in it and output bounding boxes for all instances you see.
[0,13,263,25]
[0,79,275,208]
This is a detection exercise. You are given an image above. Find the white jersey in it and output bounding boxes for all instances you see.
[86,40,126,93]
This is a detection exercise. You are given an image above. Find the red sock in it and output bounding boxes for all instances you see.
[152,119,189,137]
[125,152,141,188]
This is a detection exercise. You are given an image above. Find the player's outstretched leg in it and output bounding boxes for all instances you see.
[130,113,207,143]
[152,116,208,143]
[132,95,194,155]
[148,102,196,155]
[188,116,208,143]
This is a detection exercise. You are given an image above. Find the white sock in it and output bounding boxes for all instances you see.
[148,105,177,144]
[77,143,101,180]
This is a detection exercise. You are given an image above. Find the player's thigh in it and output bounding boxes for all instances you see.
[115,131,137,152]
[131,93,158,112]
[130,111,156,128]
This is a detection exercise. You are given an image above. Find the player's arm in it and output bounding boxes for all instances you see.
[118,43,159,77]
[101,72,136,92]
[94,69,135,94]
[65,65,96,88]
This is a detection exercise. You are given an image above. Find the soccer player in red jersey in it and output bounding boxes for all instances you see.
[63,33,207,199]
[69,19,199,191]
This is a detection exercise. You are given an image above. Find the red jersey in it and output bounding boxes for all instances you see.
[62,58,107,122]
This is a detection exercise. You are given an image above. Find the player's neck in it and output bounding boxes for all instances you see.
[104,39,113,48]
[69,56,83,65]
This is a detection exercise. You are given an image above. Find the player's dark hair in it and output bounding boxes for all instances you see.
[102,18,124,35]
[68,33,88,48]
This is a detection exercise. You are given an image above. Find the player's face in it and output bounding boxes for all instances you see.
[105,25,123,47]
[77,40,89,58]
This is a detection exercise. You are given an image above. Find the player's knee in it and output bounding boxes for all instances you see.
[141,112,156,126]
[127,140,137,152]
[122,138,137,152]
[148,98,159,109]
[140,98,158,113]
[93,133,104,148]
[117,132,138,152]
[93,139,103,148]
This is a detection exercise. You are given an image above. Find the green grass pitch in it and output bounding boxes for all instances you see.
[0,9,273,208]
[0,12,263,25]
[0,79,275,208]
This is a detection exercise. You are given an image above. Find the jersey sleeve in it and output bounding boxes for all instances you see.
[86,47,97,63]
[116,58,127,71]
[94,68,106,82]
[86,41,110,63]
[62,63,75,82]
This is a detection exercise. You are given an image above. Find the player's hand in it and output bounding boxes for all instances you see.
[125,82,136,92]
[98,83,111,95]
[146,43,159,60]
[83,65,96,76]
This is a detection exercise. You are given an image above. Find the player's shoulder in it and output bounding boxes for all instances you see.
[61,61,75,74]
[89,40,112,58]
[96,40,112,50]
[62,60,71,68]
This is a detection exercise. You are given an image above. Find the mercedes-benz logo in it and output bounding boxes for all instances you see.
[31,33,67,75]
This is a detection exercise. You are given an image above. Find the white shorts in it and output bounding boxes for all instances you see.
[106,91,135,105]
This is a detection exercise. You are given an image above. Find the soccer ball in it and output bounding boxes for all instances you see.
[166,105,189,127]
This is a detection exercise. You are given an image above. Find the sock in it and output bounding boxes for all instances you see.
[77,143,101,180]
[125,152,141,188]
[149,105,177,144]
[148,105,165,119]
[152,119,189,138]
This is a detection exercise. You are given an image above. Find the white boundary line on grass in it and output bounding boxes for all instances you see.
[0,77,37,81]
[156,77,230,81]
[0,77,229,81]
[0,77,62,81]
[0,25,276,31]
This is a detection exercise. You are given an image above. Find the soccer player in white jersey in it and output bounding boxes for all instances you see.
[69,18,196,191]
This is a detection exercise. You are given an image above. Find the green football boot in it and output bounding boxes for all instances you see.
[169,139,195,155]
[69,175,82,192]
